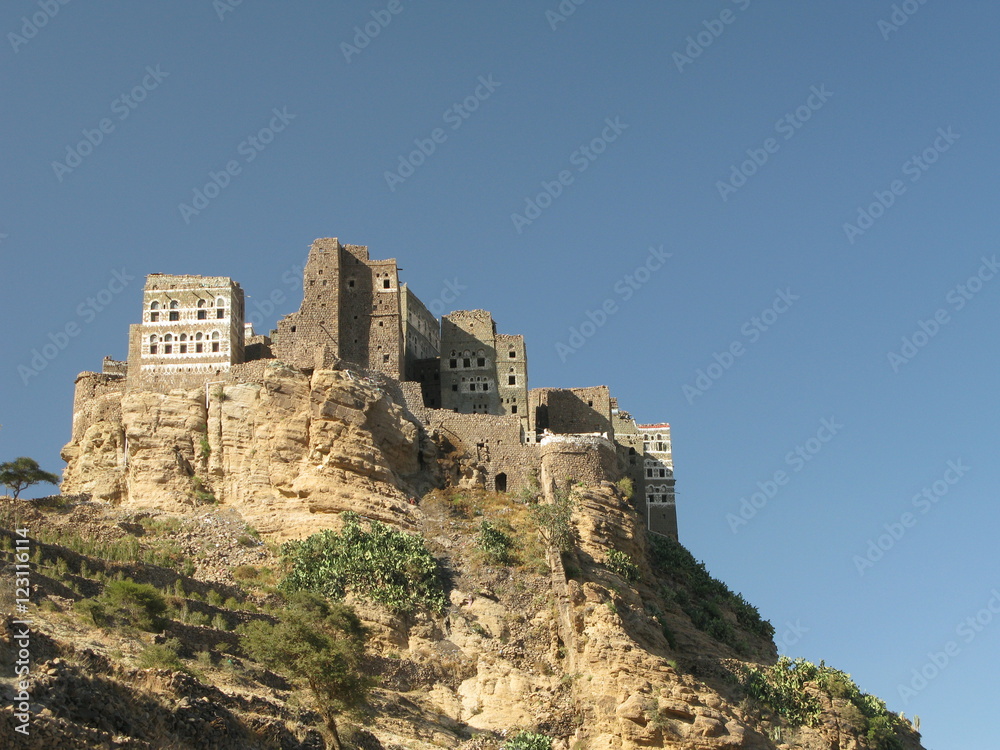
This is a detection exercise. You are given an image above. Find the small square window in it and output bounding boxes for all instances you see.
[508,375,516,385]
[348,280,355,288]
[452,384,458,391]
[149,345,158,354]
[197,310,207,320]
[509,351,516,358]
[383,353,390,363]
[196,343,203,353]
[383,279,391,289]
[463,358,471,368]
[469,384,476,391]
[483,383,489,391]
[217,309,225,319]
[450,359,457,368]
[164,345,172,354]
[150,312,159,322]
[169,311,179,321]
[477,357,485,367]
[511,405,517,414]
[212,342,220,352]
[180,344,187,354]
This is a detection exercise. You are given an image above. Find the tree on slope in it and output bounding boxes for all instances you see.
[240,590,373,749]
[0,457,60,500]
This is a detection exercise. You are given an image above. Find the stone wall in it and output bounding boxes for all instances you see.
[530,386,614,439]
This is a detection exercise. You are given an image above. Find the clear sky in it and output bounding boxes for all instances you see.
[2,2,996,747]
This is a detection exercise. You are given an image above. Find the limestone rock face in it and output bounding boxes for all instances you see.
[62,365,422,538]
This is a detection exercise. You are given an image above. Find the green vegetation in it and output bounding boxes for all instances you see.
[280,512,446,614]
[98,579,168,631]
[476,520,515,564]
[615,476,634,500]
[0,457,60,500]
[605,549,639,583]
[199,434,211,460]
[739,657,903,749]
[647,533,773,652]
[137,639,188,672]
[240,591,372,745]
[503,731,552,750]
[191,476,216,504]
[529,486,575,553]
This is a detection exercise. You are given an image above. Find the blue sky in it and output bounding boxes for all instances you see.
[2,2,997,746]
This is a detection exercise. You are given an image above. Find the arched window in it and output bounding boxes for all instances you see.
[195,332,203,341]
[216,298,226,307]
[164,334,173,342]
[150,301,159,310]
[170,301,179,309]
[211,331,220,340]
[197,299,206,308]
[149,334,158,343]
[179,333,187,342]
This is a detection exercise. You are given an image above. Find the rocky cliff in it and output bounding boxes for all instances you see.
[25,366,927,750]
[62,364,426,539]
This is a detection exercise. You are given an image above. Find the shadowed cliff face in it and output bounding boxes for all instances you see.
[61,365,424,539]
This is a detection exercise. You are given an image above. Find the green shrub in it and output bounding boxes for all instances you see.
[647,534,774,647]
[867,715,903,750]
[99,579,167,631]
[137,640,186,672]
[605,549,639,583]
[503,731,552,750]
[280,512,446,614]
[232,565,259,581]
[529,486,575,553]
[616,476,634,500]
[74,598,109,627]
[477,520,515,564]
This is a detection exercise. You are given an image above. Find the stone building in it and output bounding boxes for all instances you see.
[638,423,677,539]
[271,238,438,379]
[70,235,679,539]
[125,274,245,390]
[438,311,528,427]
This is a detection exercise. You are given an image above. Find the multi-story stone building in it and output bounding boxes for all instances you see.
[76,236,679,539]
[638,423,677,539]
[271,238,439,379]
[125,274,245,389]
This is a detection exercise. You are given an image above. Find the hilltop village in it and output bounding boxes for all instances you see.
[68,238,677,538]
